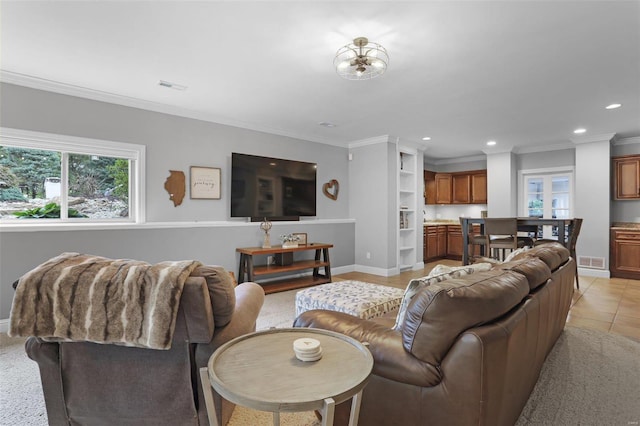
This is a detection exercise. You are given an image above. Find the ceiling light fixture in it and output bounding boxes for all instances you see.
[486,140,497,146]
[422,137,432,141]
[573,128,586,134]
[605,103,622,109]
[334,37,389,80]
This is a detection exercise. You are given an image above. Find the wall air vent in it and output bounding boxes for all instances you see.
[577,256,606,269]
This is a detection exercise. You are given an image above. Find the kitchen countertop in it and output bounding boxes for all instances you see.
[611,222,640,230]
[423,220,461,226]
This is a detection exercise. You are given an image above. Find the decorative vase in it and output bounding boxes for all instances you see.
[282,241,298,249]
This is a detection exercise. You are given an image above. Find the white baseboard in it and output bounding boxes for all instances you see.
[578,267,610,278]
[0,318,8,334]
[354,264,399,277]
[331,265,355,275]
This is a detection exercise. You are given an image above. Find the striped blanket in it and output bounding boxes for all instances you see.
[9,252,201,350]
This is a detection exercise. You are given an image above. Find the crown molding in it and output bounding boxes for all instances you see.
[0,70,345,148]
[613,136,640,146]
[347,135,391,149]
[427,154,487,166]
[570,133,616,145]
[513,140,575,154]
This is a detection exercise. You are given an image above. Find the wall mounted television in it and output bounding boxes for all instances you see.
[231,153,317,221]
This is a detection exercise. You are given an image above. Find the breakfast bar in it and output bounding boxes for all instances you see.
[460,217,575,265]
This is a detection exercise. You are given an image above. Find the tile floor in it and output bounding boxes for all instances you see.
[333,259,640,342]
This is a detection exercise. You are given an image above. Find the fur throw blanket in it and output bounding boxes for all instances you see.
[9,252,201,350]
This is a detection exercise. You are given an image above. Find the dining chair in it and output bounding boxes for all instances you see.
[460,217,487,263]
[483,218,534,261]
[533,218,582,289]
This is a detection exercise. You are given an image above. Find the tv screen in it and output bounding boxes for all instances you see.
[231,153,317,220]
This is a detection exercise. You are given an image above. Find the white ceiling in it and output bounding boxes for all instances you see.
[2,1,639,160]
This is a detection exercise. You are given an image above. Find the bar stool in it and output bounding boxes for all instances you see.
[484,218,534,261]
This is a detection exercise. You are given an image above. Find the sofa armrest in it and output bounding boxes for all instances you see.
[294,310,441,387]
[25,338,68,425]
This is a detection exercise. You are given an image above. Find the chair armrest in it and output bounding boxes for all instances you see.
[294,310,441,386]
[195,282,265,364]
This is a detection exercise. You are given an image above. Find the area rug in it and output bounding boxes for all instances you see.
[2,287,639,425]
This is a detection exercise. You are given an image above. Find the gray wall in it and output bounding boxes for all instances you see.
[349,141,396,272]
[0,83,354,319]
[516,149,575,170]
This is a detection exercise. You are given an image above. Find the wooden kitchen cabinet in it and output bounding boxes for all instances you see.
[611,228,640,279]
[613,155,640,200]
[452,174,471,204]
[427,170,487,205]
[424,225,448,261]
[424,170,436,204]
[446,225,463,259]
[435,174,452,204]
[471,172,487,204]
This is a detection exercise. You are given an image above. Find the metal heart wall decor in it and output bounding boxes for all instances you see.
[322,179,339,200]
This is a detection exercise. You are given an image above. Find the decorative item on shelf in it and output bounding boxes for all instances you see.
[164,170,186,207]
[190,166,221,199]
[292,232,308,246]
[334,37,389,80]
[280,234,300,249]
[260,218,272,248]
[322,179,339,200]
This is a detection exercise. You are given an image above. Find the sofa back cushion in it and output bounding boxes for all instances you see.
[190,266,236,328]
[494,257,552,291]
[401,269,529,366]
[393,263,493,330]
[509,243,570,271]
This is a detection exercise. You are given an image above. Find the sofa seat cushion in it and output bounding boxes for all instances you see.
[190,266,236,328]
[393,263,493,330]
[494,257,552,291]
[402,269,529,366]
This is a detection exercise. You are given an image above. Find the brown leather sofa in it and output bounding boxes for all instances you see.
[24,266,265,426]
[294,243,575,426]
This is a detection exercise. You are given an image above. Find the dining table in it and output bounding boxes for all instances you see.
[460,217,575,265]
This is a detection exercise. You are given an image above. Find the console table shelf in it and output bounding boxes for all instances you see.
[236,243,333,294]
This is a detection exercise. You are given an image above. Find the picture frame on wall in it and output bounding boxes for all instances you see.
[292,232,308,245]
[190,166,221,199]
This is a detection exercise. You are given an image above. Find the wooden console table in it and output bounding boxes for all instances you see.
[236,243,333,293]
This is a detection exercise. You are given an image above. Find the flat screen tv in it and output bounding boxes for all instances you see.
[231,153,317,221]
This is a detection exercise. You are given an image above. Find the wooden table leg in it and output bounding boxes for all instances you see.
[199,367,219,426]
[322,397,335,426]
[272,411,280,426]
[348,390,364,426]
[323,248,332,281]
[238,254,246,283]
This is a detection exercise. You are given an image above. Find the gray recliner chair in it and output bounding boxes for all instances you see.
[22,266,264,426]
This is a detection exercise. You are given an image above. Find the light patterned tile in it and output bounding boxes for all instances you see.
[610,314,640,340]
[567,306,616,323]
[566,315,612,333]
[572,297,620,314]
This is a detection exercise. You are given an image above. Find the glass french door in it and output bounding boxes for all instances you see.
[525,173,572,239]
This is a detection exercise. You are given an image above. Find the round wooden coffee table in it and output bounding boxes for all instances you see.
[200,327,373,426]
